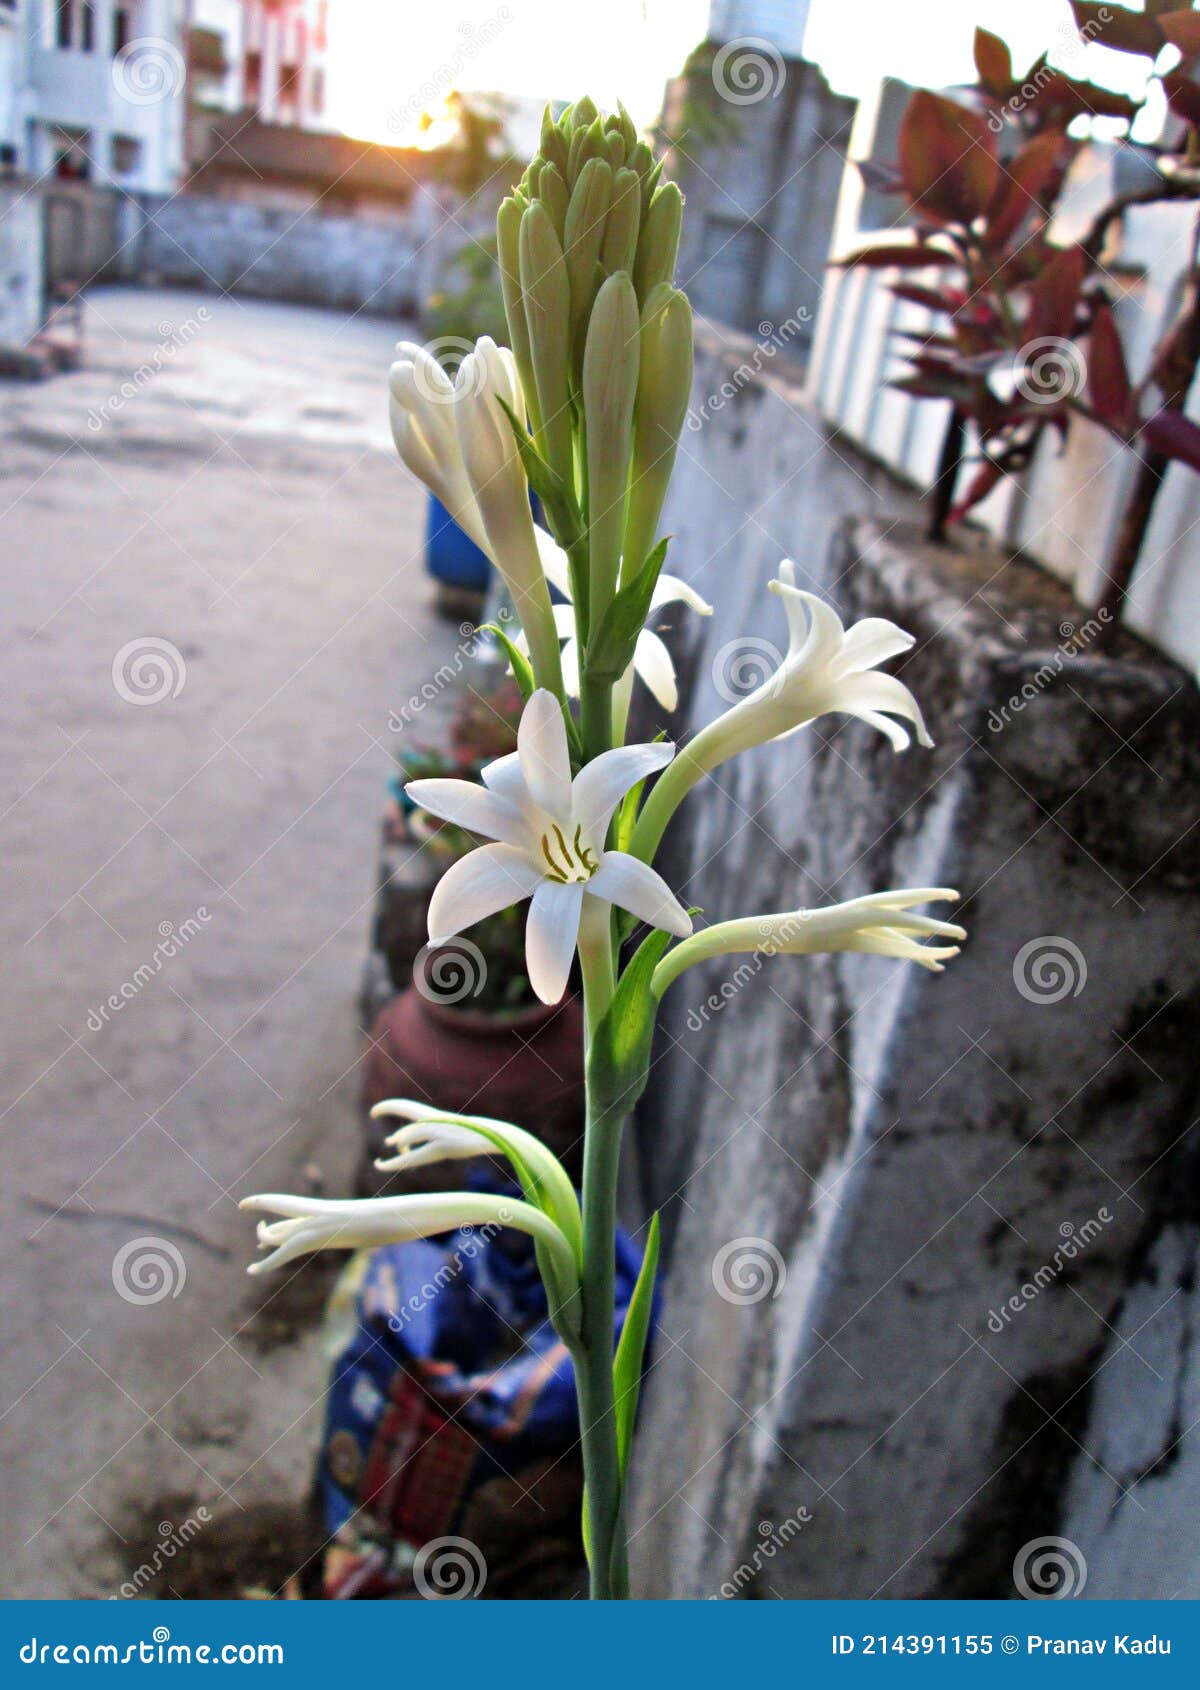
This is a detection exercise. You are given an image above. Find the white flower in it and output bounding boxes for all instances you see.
[705,560,932,762]
[240,1190,579,1292]
[388,337,562,688]
[532,528,712,712]
[406,689,692,1005]
[652,888,964,997]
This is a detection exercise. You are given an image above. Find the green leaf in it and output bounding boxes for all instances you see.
[613,1213,660,1475]
[583,536,670,684]
[587,925,675,1119]
[480,620,536,701]
[495,395,578,534]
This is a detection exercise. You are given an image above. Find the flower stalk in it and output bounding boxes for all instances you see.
[245,98,966,1602]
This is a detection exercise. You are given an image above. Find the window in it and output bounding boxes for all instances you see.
[310,68,324,116]
[81,2,94,51]
[244,49,262,103]
[56,0,72,47]
[112,4,133,56]
[54,0,96,50]
[110,134,143,175]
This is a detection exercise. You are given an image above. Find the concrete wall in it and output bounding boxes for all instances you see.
[627,323,1200,1599]
[0,179,44,347]
[113,187,466,316]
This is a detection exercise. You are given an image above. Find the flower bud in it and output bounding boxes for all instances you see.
[583,271,640,617]
[634,181,682,303]
[564,157,614,344]
[518,200,573,483]
[625,284,693,580]
[497,193,538,434]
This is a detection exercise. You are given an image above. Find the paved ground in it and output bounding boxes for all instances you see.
[0,287,462,1596]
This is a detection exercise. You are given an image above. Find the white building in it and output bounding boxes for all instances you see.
[239,0,329,129]
[0,0,187,194]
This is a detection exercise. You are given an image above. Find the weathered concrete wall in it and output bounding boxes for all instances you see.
[114,190,469,316]
[628,324,1200,1599]
[0,179,43,348]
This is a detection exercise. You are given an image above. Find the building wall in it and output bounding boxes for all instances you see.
[665,49,855,348]
[0,175,43,344]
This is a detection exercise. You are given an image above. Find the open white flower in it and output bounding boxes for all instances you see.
[532,528,712,712]
[240,1190,579,1290]
[389,337,562,689]
[651,888,965,996]
[630,564,933,863]
[406,689,692,1005]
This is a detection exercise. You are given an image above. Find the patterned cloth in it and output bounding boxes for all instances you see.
[317,1192,654,1599]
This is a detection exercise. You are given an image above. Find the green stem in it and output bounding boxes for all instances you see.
[575,899,628,1599]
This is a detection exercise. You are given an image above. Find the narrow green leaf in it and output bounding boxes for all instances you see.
[587,924,675,1119]
[613,1213,661,1475]
[481,620,536,702]
[584,535,670,683]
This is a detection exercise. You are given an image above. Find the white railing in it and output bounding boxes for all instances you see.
[806,111,1200,676]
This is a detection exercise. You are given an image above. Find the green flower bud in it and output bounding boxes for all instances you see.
[518,201,573,483]
[625,284,693,581]
[601,168,641,275]
[539,105,568,175]
[634,181,682,303]
[497,195,538,436]
[538,163,569,239]
[564,157,613,341]
[582,271,640,619]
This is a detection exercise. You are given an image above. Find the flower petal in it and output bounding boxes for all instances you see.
[405,778,529,848]
[571,741,675,842]
[632,628,678,710]
[826,672,933,749]
[588,851,692,937]
[427,842,542,942]
[535,526,573,599]
[839,617,916,673]
[649,571,713,616]
[518,689,573,818]
[525,880,583,1003]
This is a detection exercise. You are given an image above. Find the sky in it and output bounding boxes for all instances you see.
[326,0,1163,149]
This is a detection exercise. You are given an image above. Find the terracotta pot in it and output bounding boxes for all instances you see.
[359,989,585,1193]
